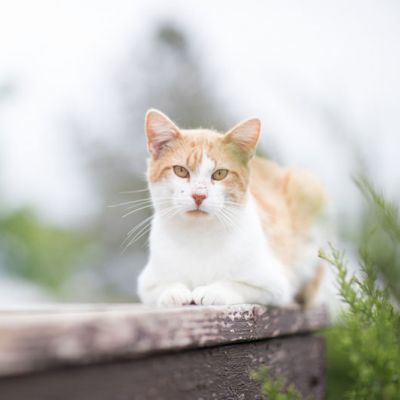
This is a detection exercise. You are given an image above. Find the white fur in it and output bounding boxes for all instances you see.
[138,194,293,306]
[138,153,297,307]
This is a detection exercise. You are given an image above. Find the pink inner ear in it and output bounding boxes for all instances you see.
[150,134,175,155]
[145,110,180,157]
[224,118,261,156]
[147,127,180,157]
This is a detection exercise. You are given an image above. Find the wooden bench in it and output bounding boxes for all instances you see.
[0,304,328,399]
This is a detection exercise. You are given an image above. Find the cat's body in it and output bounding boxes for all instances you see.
[137,110,333,308]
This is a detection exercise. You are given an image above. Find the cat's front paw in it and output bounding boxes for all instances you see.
[192,284,243,305]
[157,284,193,307]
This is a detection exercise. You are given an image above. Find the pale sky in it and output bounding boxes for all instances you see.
[0,0,399,225]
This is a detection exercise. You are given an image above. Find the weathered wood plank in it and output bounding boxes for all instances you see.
[0,335,325,400]
[0,304,328,376]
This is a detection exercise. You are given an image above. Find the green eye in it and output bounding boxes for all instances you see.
[212,169,229,181]
[173,165,190,178]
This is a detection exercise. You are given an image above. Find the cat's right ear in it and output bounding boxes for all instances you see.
[145,109,181,158]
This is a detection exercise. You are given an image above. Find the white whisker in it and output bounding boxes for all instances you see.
[124,214,154,241]
[219,206,243,233]
[121,203,157,218]
[119,188,149,194]
[215,210,230,232]
[109,198,153,208]
[219,210,235,231]
[122,205,179,252]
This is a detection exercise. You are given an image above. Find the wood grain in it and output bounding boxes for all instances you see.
[0,335,326,400]
[0,304,328,376]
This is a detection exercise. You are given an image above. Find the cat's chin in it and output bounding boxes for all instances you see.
[185,210,209,217]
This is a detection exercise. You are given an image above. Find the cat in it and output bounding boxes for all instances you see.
[137,109,333,308]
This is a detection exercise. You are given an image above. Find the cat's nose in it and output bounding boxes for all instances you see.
[192,193,207,207]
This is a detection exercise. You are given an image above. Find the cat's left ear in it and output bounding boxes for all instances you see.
[145,109,181,158]
[224,118,261,159]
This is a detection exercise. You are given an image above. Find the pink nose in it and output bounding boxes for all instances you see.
[192,193,207,207]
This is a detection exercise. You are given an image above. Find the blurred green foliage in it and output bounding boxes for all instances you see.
[0,208,92,295]
[354,177,400,298]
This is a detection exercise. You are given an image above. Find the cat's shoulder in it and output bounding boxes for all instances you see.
[249,156,286,183]
[250,156,326,198]
[250,156,327,227]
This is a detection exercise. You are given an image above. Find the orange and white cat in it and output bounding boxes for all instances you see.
[138,109,332,308]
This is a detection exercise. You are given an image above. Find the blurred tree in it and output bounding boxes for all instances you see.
[0,82,15,99]
[121,23,231,137]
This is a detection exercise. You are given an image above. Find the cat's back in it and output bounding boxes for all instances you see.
[249,156,327,264]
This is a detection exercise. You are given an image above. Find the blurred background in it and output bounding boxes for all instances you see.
[0,0,399,304]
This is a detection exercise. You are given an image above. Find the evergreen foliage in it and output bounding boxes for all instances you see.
[251,368,309,400]
[322,177,400,400]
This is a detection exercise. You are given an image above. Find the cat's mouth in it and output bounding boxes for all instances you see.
[186,210,208,217]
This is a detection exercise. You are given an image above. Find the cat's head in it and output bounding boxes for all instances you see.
[145,109,260,221]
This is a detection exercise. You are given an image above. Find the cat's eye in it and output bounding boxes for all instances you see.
[212,169,229,181]
[173,165,190,178]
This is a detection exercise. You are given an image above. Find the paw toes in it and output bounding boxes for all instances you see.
[157,286,192,307]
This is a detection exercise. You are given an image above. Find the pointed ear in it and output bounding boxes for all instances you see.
[224,118,261,159]
[145,109,181,158]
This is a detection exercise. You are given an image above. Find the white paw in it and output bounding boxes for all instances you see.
[157,285,193,307]
[192,285,243,305]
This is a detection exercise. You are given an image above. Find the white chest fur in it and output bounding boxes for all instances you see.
[137,195,294,306]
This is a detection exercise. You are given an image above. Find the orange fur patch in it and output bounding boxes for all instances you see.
[249,157,327,267]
